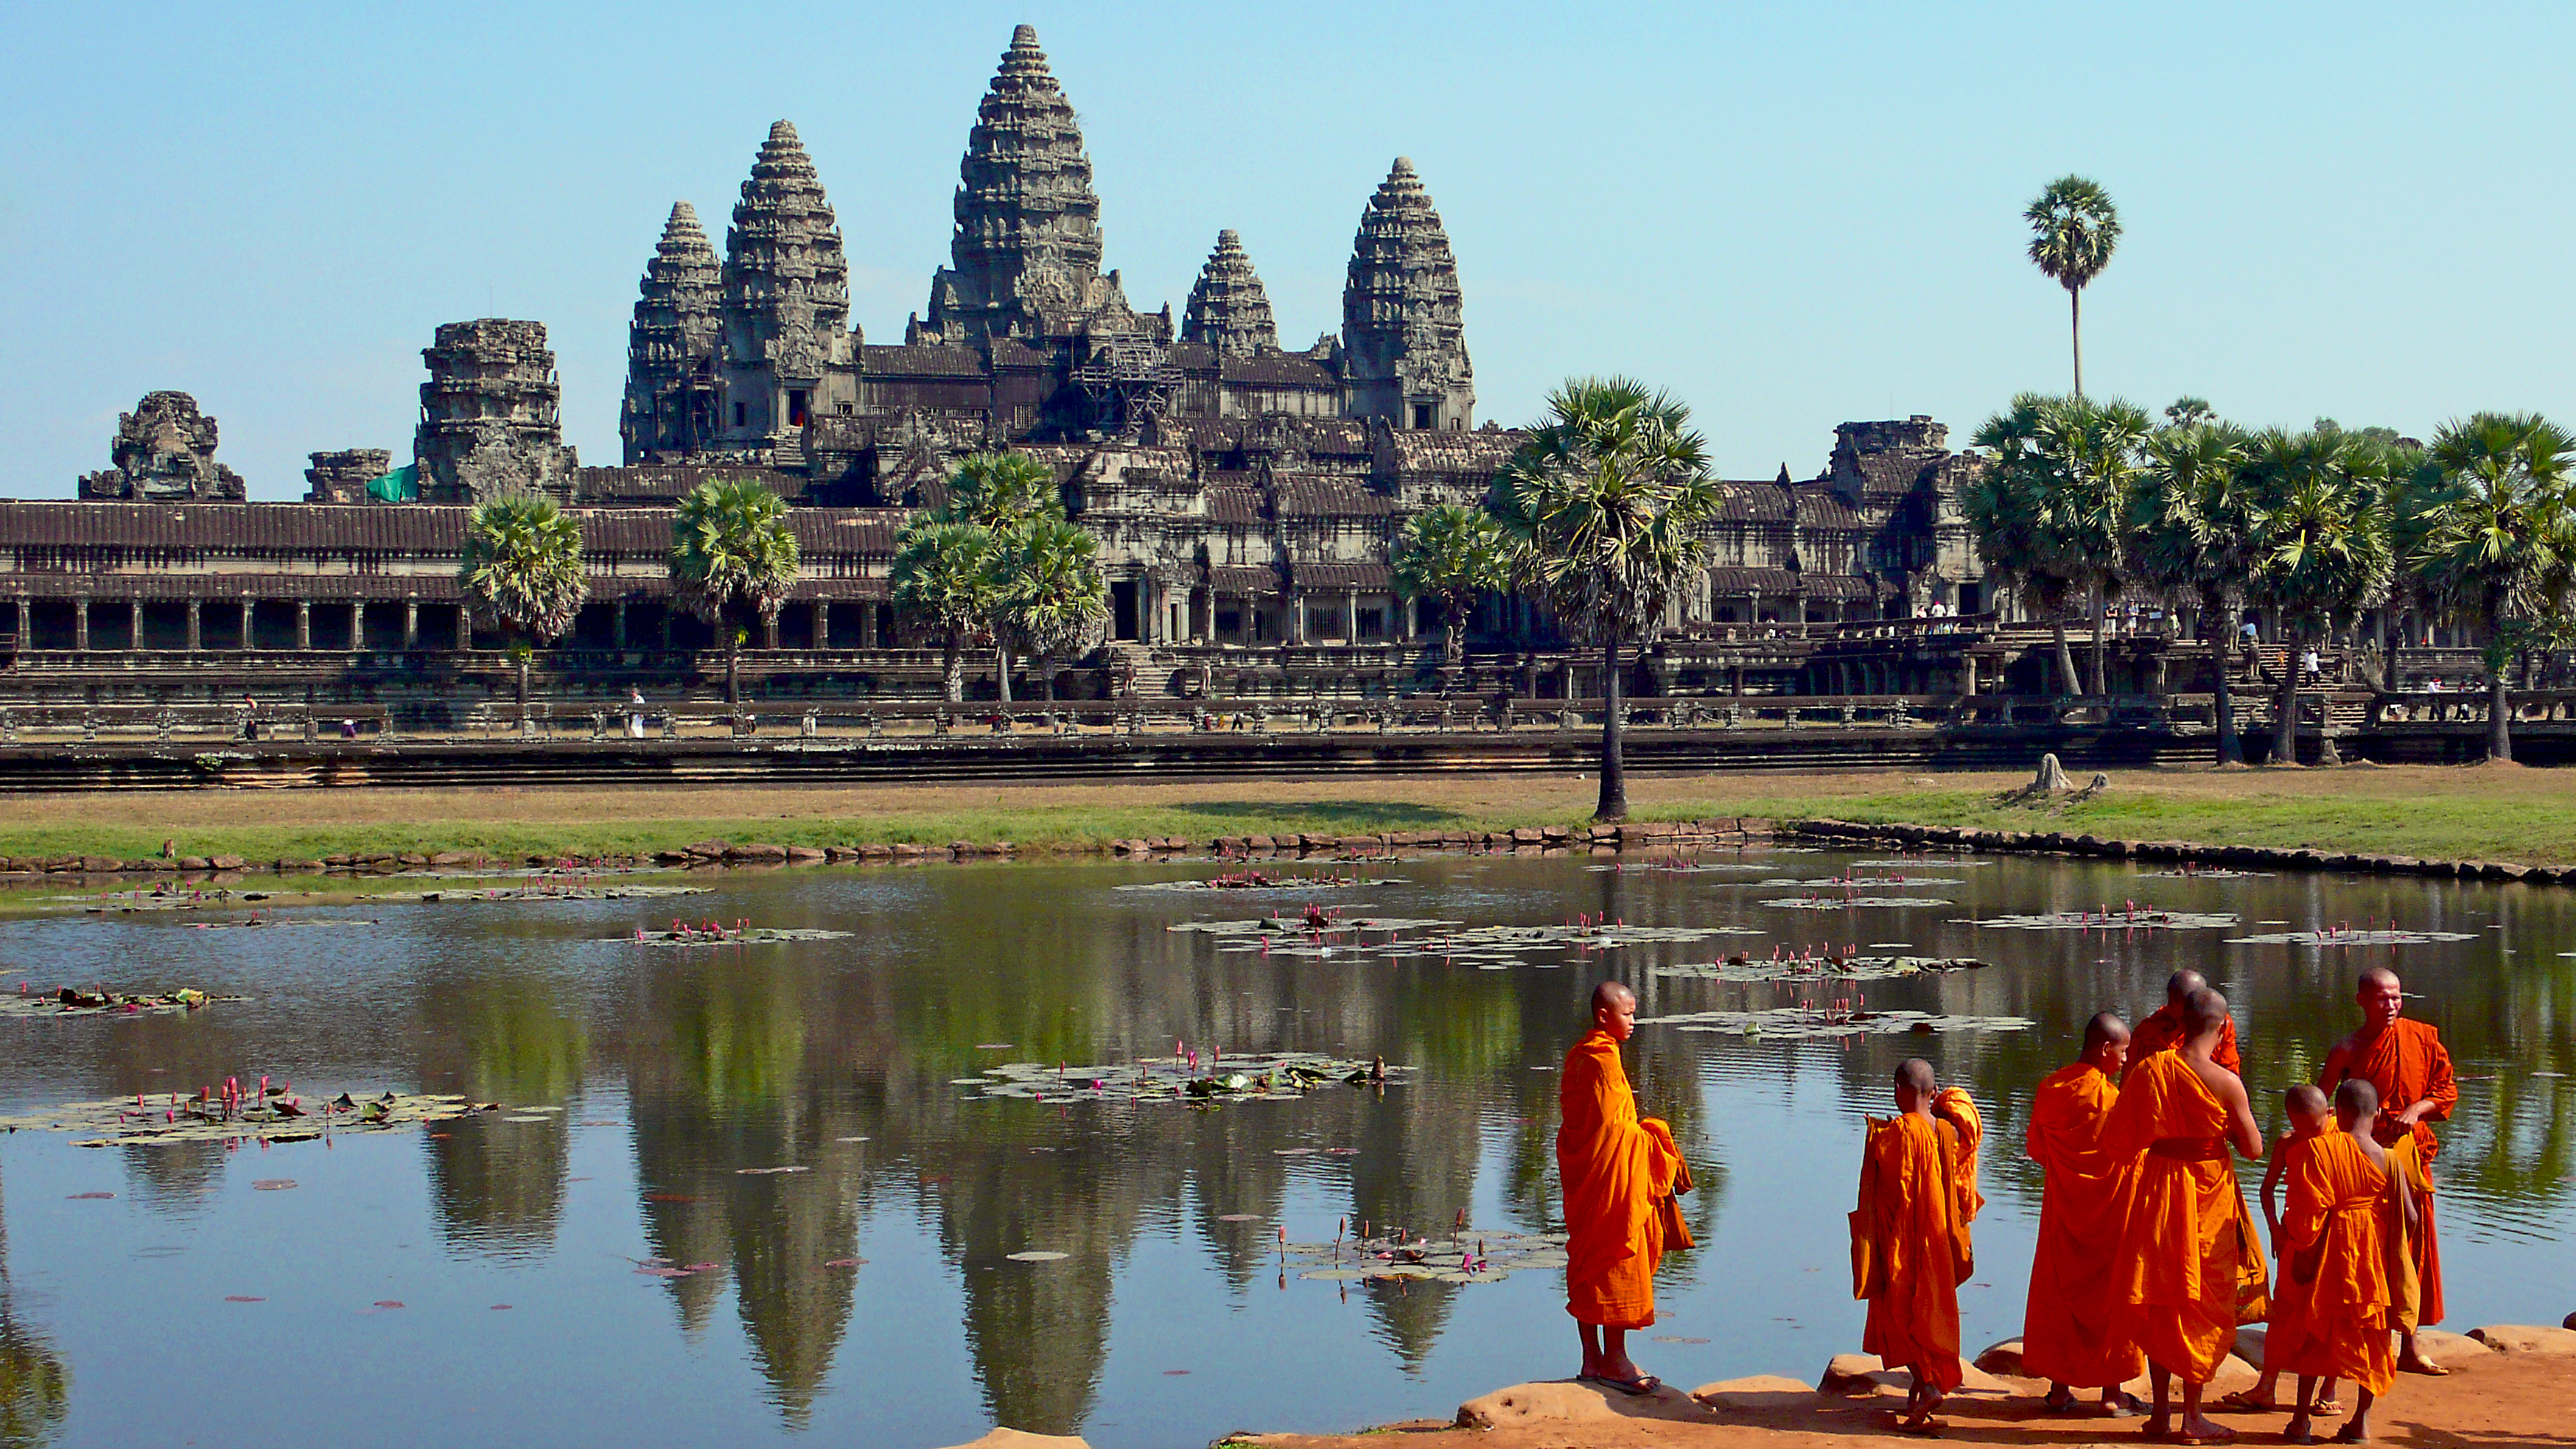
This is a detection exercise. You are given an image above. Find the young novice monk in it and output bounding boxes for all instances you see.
[2275,1080,2413,1445]
[1852,1059,1981,1436]
[1558,980,1686,1395]
[2231,1085,2339,1416]
[2023,1013,2145,1415]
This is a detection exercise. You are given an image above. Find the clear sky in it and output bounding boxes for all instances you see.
[4,1,2570,499]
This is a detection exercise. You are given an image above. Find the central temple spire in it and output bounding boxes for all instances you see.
[912,24,1138,345]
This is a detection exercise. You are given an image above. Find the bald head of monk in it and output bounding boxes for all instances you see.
[1590,981,1637,1042]
[2183,987,2230,1045]
[2081,1011,2131,1076]
[2283,1081,2331,1136]
[2334,1076,2381,1130]
[2356,966,2404,1032]
[2165,969,2208,1007]
[1892,1056,1937,1114]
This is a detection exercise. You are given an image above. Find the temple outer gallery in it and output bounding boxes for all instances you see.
[12,27,1998,715]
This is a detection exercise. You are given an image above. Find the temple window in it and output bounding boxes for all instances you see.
[1412,404,1433,429]
[788,390,808,427]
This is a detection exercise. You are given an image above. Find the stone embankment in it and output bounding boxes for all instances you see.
[1782,817,2572,883]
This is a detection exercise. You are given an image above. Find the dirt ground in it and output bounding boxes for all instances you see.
[1237,1347,2576,1449]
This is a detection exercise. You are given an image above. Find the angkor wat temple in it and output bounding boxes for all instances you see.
[5,25,2012,723]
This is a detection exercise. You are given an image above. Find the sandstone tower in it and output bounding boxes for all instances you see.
[622,202,723,463]
[910,25,1141,345]
[79,392,248,501]
[414,319,578,504]
[714,122,854,461]
[1181,231,1279,359]
[1340,159,1474,431]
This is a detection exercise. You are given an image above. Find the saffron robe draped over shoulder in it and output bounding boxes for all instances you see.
[2261,1134,2325,1377]
[2123,1006,2241,1081]
[2022,1063,2145,1387]
[2104,1053,2264,1383]
[2272,1131,2404,1395]
[1854,1111,1979,1391]
[1558,1028,1680,1329]
[2331,1017,2455,1327]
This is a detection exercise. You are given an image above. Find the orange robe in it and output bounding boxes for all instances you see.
[2261,1134,2325,1376]
[2124,1005,2241,1080]
[2271,1132,2401,1394]
[2104,1052,2264,1383]
[2022,1063,2146,1387]
[2328,1018,2454,1326]
[1557,1028,1680,1328]
[1853,1109,1979,1390]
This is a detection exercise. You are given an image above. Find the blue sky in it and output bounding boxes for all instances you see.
[4,1,2570,499]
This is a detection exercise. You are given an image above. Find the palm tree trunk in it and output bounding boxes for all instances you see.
[725,632,739,709]
[2205,588,2241,766]
[2069,286,2084,398]
[2089,579,2107,695]
[2489,651,2515,763]
[2052,614,2080,700]
[1595,634,1627,822]
[996,646,1012,706]
[517,653,529,716]
[2272,629,2300,765]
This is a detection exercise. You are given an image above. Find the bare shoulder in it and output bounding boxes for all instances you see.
[2319,1034,2362,1077]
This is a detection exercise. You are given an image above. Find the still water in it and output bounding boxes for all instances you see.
[1,849,2571,1448]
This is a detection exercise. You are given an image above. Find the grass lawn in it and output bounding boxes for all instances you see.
[10,759,2575,866]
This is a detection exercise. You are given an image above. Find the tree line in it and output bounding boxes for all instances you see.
[1967,395,2576,765]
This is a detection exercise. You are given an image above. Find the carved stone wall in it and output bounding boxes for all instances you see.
[78,392,248,501]
[623,201,723,463]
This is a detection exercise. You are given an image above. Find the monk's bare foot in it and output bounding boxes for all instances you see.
[2177,1412,2236,1444]
[2217,1390,2278,1413]
[2331,1419,2369,1445]
[2284,1412,2316,1445]
[2045,1385,2078,1414]
[2396,1350,2446,1377]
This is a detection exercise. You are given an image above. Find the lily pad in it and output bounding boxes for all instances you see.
[1963,908,2239,931]
[1641,1006,2037,1039]
[1,987,238,1020]
[618,927,853,944]
[2224,927,2477,946]
[2,1090,503,1147]
[1653,955,1987,983]
[970,1052,1402,1106]
[1759,897,1954,910]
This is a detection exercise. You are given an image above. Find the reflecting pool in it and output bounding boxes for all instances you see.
[1,849,2571,1448]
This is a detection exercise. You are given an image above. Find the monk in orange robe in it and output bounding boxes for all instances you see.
[2124,969,2242,1081]
[2023,1011,2145,1414]
[2276,1079,2414,1445]
[2230,1084,2337,1415]
[2320,966,2455,1375]
[1558,980,1684,1395]
[1852,1059,1981,1435]
[2104,988,2264,1444]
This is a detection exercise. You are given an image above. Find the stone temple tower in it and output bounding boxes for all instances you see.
[622,201,723,463]
[1181,231,1278,359]
[415,320,579,504]
[715,121,853,460]
[1340,158,1474,431]
[911,25,1140,344]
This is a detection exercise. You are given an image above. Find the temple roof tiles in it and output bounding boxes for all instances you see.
[1291,560,1396,591]
[1272,476,1397,518]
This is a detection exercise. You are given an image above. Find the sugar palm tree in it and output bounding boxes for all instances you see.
[993,516,1110,709]
[1489,378,1718,821]
[2241,429,2396,765]
[2129,421,2255,762]
[891,519,1000,704]
[2025,176,2121,396]
[668,478,801,708]
[1966,393,2148,695]
[2409,412,2576,762]
[939,450,1064,530]
[458,492,589,715]
[1391,502,1509,671]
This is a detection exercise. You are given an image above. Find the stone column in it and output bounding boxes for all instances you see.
[349,601,365,651]
[457,606,472,652]
[859,600,878,648]
[125,600,142,650]
[1396,595,1415,642]
[1961,655,1979,696]
[185,600,201,652]
[811,600,828,650]
[613,599,629,650]
[403,600,419,650]
[295,600,311,650]
[1344,589,1359,643]
[15,600,29,650]
[763,614,780,650]
[1288,593,1307,645]
[74,598,89,652]
[239,599,254,650]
